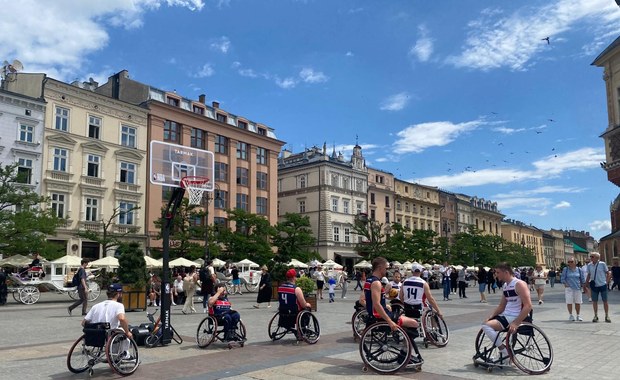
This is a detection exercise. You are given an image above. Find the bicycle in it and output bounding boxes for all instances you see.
[143,309,183,348]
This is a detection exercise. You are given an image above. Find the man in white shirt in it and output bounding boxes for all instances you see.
[173,275,184,305]
[82,283,132,338]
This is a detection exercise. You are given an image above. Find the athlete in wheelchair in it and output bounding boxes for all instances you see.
[197,283,246,348]
[67,283,139,376]
[268,269,320,344]
[473,262,553,374]
[400,263,448,348]
[359,257,422,374]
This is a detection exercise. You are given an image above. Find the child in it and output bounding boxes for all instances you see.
[328,276,337,303]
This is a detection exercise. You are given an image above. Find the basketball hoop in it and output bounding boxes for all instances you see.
[180,176,211,205]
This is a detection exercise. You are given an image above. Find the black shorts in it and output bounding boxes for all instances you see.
[404,304,423,319]
[316,280,324,289]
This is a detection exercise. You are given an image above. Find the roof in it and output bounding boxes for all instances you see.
[592,35,620,66]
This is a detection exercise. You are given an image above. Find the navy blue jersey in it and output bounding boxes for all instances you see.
[211,297,232,316]
[364,275,387,318]
[278,282,299,313]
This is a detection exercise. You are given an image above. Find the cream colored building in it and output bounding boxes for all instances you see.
[470,196,503,236]
[394,180,440,233]
[277,144,367,266]
[501,219,544,265]
[455,193,474,233]
[549,229,565,268]
[367,167,395,231]
[4,73,148,259]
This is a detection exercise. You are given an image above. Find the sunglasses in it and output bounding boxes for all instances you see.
[567,261,574,263]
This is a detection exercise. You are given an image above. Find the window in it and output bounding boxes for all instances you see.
[299,175,306,188]
[356,201,363,215]
[370,209,376,220]
[413,205,417,214]
[236,142,248,160]
[256,172,267,190]
[163,120,180,143]
[51,193,65,218]
[118,202,135,225]
[121,125,136,148]
[256,147,267,165]
[344,227,350,243]
[215,135,228,154]
[162,186,173,201]
[299,200,306,213]
[332,198,338,212]
[385,196,390,207]
[214,190,227,209]
[214,217,227,229]
[236,167,248,186]
[343,199,350,214]
[85,198,98,222]
[214,162,228,182]
[167,97,179,106]
[257,127,266,135]
[333,226,340,242]
[385,212,390,224]
[238,120,247,129]
[405,202,409,212]
[16,158,32,184]
[190,128,205,149]
[55,106,69,131]
[53,148,67,171]
[193,105,204,115]
[396,200,401,211]
[376,175,384,184]
[87,155,100,177]
[119,162,135,184]
[405,186,409,193]
[256,197,267,215]
[370,193,375,205]
[426,207,431,216]
[88,116,101,139]
[19,123,34,143]
[216,113,227,123]
[342,177,349,190]
[236,193,248,211]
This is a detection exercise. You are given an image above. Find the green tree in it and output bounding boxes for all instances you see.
[271,212,317,263]
[383,223,413,262]
[351,214,386,260]
[409,229,439,263]
[0,164,63,257]
[117,241,148,287]
[218,209,275,264]
[75,205,140,256]
[153,198,205,260]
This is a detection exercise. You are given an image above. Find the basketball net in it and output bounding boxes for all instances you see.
[180,176,211,205]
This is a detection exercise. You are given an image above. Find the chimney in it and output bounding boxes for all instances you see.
[212,101,219,108]
[199,94,206,104]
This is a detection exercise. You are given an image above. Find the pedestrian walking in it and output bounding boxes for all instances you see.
[486,269,496,294]
[172,275,184,305]
[562,257,585,321]
[254,265,272,308]
[328,276,336,303]
[231,265,242,295]
[199,260,216,313]
[68,259,89,316]
[458,266,468,299]
[340,271,348,298]
[441,263,452,301]
[548,268,556,288]
[182,265,198,314]
[450,268,458,295]
[533,264,547,305]
[581,258,592,302]
[585,252,612,323]
[313,266,325,300]
[0,268,7,305]
[476,266,487,303]
[353,270,362,291]
[610,259,620,291]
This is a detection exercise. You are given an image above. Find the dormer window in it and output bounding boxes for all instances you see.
[257,127,266,135]
[238,120,247,130]
[167,97,180,107]
[216,113,227,123]
[192,105,204,115]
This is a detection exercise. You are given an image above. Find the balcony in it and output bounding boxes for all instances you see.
[80,221,102,232]
[81,176,104,187]
[48,170,71,182]
[115,225,139,234]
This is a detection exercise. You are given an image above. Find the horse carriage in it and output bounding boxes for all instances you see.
[8,256,101,305]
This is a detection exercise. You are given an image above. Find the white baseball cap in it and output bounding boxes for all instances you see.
[412,264,424,272]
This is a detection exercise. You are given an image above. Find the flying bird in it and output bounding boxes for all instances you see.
[551,148,555,151]
[498,142,504,146]
[542,37,550,45]
[548,119,555,122]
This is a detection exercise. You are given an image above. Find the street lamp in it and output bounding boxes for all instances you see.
[202,183,220,261]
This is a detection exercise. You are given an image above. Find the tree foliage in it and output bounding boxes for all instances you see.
[117,241,148,287]
[153,198,205,260]
[271,212,317,263]
[0,164,63,257]
[218,209,275,264]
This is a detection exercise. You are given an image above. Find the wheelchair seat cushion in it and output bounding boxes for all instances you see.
[82,323,110,347]
[278,310,297,329]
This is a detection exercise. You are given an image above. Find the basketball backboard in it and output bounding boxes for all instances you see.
[149,141,214,191]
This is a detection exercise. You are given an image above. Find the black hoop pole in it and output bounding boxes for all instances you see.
[161,187,185,345]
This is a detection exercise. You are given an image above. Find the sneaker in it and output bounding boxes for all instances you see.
[253,305,259,309]
[568,315,575,321]
[593,315,599,323]
[267,305,272,308]
[120,351,135,361]
[67,307,72,316]
[576,315,583,321]
[239,292,243,295]
[605,316,611,323]
[538,300,543,305]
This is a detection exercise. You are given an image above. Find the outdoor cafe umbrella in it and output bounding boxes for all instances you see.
[322,259,343,269]
[169,257,200,267]
[0,254,32,267]
[235,259,259,268]
[354,260,372,269]
[89,256,119,270]
[51,255,83,267]
[287,259,308,268]
[402,261,413,270]
[143,256,163,268]
[212,258,227,268]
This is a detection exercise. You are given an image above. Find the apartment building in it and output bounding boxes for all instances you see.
[96,70,285,254]
[549,229,565,267]
[277,144,367,266]
[393,181,441,234]
[501,219,544,265]
[594,35,620,263]
[438,190,458,244]
[3,73,149,259]
[367,167,394,229]
[470,197,503,236]
[455,193,474,233]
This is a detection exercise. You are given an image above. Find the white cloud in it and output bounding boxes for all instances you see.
[275,77,297,89]
[299,68,328,83]
[553,201,571,209]
[494,185,586,198]
[493,127,526,134]
[589,220,611,233]
[532,147,604,175]
[346,51,354,57]
[195,63,215,77]
[495,197,552,210]
[447,0,620,71]
[238,68,258,78]
[409,25,433,62]
[210,36,231,53]
[0,0,204,81]
[414,168,532,188]
[393,119,485,154]
[380,92,410,111]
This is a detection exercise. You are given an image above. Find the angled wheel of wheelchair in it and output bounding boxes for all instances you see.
[106,331,139,376]
[352,309,368,340]
[389,300,404,319]
[508,323,553,375]
[66,335,105,374]
[197,316,218,348]
[297,310,320,344]
[268,311,288,341]
[473,328,503,364]
[422,309,449,347]
[359,321,412,374]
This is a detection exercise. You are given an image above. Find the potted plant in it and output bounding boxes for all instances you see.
[269,261,290,301]
[117,242,148,311]
[295,275,317,311]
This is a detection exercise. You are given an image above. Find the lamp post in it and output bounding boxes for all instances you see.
[202,183,220,262]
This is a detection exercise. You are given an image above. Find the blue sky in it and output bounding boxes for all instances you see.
[2,0,620,239]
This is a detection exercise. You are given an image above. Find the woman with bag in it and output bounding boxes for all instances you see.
[562,257,585,321]
[182,265,198,314]
[254,265,272,308]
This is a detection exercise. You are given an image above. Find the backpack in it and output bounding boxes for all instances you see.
[71,269,82,287]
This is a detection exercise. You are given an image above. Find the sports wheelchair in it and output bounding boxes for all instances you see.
[473,312,553,374]
[66,322,139,376]
[268,307,320,344]
[196,311,247,349]
[352,299,405,341]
